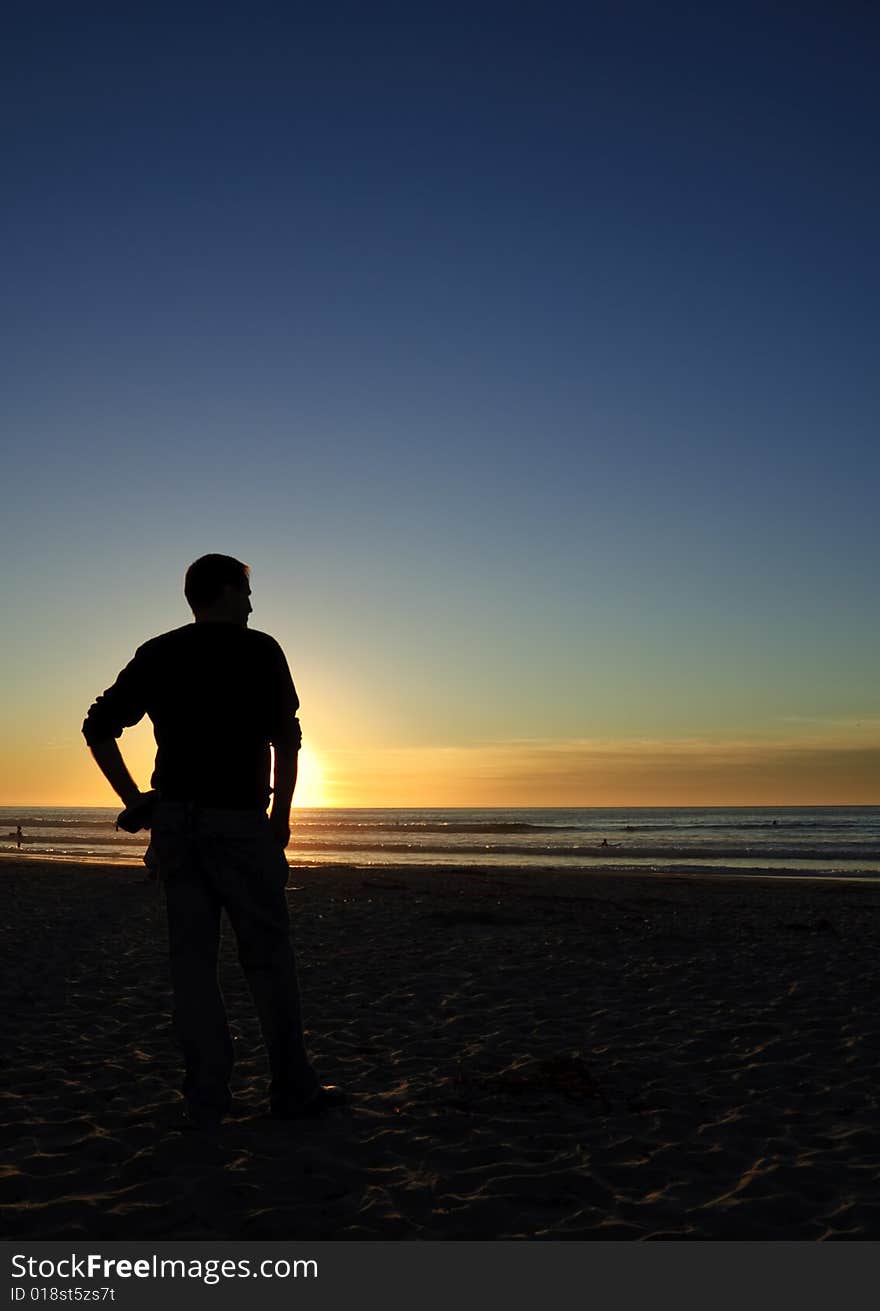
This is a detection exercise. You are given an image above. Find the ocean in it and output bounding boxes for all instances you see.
[2,805,879,880]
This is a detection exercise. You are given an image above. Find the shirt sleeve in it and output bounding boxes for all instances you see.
[81,648,149,746]
[267,639,302,750]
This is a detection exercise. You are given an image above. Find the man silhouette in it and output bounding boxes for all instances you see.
[82,554,343,1128]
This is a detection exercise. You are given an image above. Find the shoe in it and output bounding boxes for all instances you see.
[270,1085,347,1120]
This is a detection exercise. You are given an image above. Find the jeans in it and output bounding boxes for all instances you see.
[151,800,319,1118]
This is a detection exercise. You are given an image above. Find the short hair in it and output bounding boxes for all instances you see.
[184,554,250,611]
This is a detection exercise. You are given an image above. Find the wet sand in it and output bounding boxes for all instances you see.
[2,857,880,1240]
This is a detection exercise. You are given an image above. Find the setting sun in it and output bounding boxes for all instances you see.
[289,745,325,810]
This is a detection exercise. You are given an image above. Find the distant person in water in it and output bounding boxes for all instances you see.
[16,825,23,850]
[82,553,345,1129]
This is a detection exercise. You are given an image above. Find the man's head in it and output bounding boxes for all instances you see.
[185,554,252,625]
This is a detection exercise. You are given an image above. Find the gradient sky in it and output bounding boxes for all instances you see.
[2,1,878,806]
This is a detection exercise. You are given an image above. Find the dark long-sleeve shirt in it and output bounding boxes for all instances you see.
[82,624,302,810]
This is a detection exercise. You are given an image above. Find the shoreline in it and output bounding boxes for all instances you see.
[3,858,880,1239]
[3,849,880,887]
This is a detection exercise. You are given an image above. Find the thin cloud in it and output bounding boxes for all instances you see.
[321,732,880,806]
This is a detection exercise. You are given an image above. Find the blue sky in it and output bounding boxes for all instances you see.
[2,2,878,804]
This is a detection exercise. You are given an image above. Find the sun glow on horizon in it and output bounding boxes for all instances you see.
[2,725,878,809]
[290,745,326,810]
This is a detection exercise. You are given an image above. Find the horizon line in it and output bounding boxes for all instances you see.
[3,801,878,811]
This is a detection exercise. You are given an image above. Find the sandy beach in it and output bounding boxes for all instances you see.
[2,857,880,1240]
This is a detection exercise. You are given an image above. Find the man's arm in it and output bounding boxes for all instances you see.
[266,636,302,848]
[82,647,149,804]
[269,743,298,847]
[89,739,144,807]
